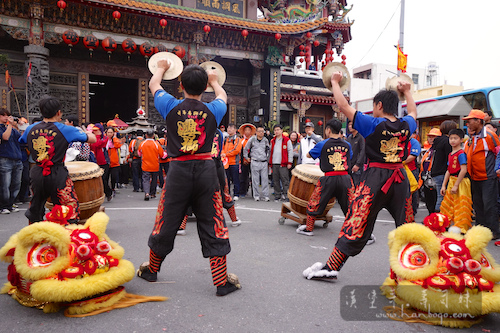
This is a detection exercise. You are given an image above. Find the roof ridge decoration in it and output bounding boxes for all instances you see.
[91,0,336,34]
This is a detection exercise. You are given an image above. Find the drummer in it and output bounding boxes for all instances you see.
[296,118,353,236]
[19,96,97,224]
[138,60,240,296]
[303,73,417,281]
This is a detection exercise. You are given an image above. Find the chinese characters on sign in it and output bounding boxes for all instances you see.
[269,68,280,122]
[196,0,244,18]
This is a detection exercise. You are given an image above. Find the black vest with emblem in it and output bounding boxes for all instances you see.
[319,138,351,173]
[365,119,411,164]
[165,99,217,158]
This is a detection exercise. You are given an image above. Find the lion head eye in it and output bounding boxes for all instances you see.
[27,243,59,267]
[399,243,430,269]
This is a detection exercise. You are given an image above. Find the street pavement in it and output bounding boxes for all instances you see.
[1,186,499,333]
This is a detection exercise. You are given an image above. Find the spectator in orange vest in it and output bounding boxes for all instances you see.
[105,127,122,197]
[222,124,243,200]
[139,130,166,201]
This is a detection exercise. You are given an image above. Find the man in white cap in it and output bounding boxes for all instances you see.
[298,121,322,165]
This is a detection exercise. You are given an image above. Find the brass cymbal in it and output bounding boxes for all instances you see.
[148,52,183,80]
[200,61,226,92]
[322,62,351,92]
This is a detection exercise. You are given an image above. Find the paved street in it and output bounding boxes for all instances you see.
[1,187,499,333]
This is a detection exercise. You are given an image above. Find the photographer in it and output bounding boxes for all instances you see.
[0,109,23,214]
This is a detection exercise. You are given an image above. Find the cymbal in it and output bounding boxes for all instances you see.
[148,52,183,80]
[200,61,226,92]
[322,62,351,92]
[385,74,414,101]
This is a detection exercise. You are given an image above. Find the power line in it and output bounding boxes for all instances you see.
[350,1,401,70]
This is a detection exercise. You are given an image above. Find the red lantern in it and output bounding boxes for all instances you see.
[299,51,305,56]
[172,45,186,59]
[275,33,281,41]
[83,34,99,58]
[112,11,121,21]
[299,58,304,63]
[342,60,346,65]
[121,38,137,61]
[62,30,79,53]
[318,120,323,126]
[139,42,154,59]
[299,45,305,51]
[203,25,211,34]
[330,49,335,55]
[159,19,167,28]
[57,0,66,11]
[102,37,117,60]
[313,40,320,47]
[241,29,249,39]
[341,54,346,60]
[306,118,311,123]
[306,32,312,39]
[154,43,167,53]
[305,45,311,52]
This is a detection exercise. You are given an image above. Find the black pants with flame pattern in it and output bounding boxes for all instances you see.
[148,159,231,259]
[26,164,80,223]
[335,166,414,257]
[307,175,353,217]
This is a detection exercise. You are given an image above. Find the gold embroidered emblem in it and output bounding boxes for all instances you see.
[177,118,201,153]
[328,152,344,171]
[380,137,402,162]
[32,136,50,161]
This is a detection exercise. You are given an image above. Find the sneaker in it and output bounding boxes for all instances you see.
[107,195,113,202]
[144,194,150,201]
[254,197,260,202]
[12,204,19,209]
[303,262,338,280]
[177,229,186,236]
[495,240,500,247]
[233,196,239,201]
[1,209,10,214]
[296,225,314,236]
[150,195,156,199]
[231,218,242,227]
[366,234,376,246]
[274,198,281,202]
[10,206,20,213]
[216,273,241,296]
[264,197,270,202]
[136,262,157,282]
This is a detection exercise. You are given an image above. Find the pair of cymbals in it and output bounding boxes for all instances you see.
[322,62,351,92]
[148,53,225,92]
[386,74,414,101]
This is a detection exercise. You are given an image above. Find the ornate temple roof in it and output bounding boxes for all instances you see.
[281,92,335,105]
[88,0,347,35]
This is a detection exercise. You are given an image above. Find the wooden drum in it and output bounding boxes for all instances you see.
[46,161,105,221]
[287,164,336,216]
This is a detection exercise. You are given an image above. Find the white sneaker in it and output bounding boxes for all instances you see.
[231,218,242,227]
[1,209,10,214]
[366,234,376,245]
[303,262,338,280]
[296,224,313,236]
[254,197,260,201]
[233,196,239,201]
[264,197,270,202]
[10,206,20,213]
[177,230,186,236]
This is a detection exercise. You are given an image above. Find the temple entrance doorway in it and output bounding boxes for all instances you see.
[89,75,138,124]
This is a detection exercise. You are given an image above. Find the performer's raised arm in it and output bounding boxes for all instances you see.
[331,71,356,122]
[207,70,227,104]
[399,81,416,120]
[149,60,171,96]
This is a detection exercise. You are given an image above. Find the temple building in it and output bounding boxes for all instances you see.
[0,0,352,133]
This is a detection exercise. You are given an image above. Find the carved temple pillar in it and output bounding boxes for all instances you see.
[24,3,50,122]
[269,67,281,122]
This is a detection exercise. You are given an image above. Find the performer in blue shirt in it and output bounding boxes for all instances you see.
[138,61,240,296]
[296,118,353,236]
[303,72,417,281]
[19,96,96,224]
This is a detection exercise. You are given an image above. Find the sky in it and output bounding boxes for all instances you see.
[343,0,500,90]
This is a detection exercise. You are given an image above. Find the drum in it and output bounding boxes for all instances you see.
[46,161,105,222]
[287,164,336,216]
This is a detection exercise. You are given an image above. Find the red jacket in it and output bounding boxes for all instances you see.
[90,135,108,166]
[269,136,291,167]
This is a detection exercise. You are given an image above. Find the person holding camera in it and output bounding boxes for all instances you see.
[0,109,23,214]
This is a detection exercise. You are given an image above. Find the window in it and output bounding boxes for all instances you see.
[488,89,500,117]
[411,74,419,85]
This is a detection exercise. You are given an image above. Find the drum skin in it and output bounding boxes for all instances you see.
[288,164,335,216]
[47,162,104,221]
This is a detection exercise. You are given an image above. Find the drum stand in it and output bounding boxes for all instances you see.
[279,202,332,228]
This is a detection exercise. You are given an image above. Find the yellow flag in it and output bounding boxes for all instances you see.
[397,44,407,73]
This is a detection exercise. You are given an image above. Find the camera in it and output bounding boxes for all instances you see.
[12,117,19,122]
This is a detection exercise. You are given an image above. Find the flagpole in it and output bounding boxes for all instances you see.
[25,73,28,121]
[397,0,405,118]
